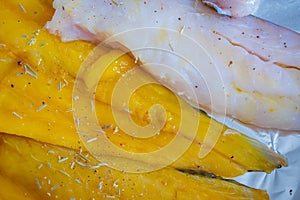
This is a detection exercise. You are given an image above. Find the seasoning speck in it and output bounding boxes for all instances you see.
[25,70,37,79]
[16,72,24,76]
[102,124,112,129]
[113,180,119,188]
[87,137,98,143]
[105,195,116,199]
[40,43,48,47]
[179,26,185,34]
[58,81,62,91]
[36,103,47,112]
[59,170,70,177]
[33,30,40,36]
[77,131,90,137]
[24,64,38,79]
[98,181,103,190]
[75,117,80,127]
[66,108,75,113]
[73,96,79,101]
[75,178,82,184]
[77,153,90,162]
[168,42,174,51]
[96,129,106,134]
[194,0,198,8]
[58,157,69,163]
[89,163,108,169]
[111,0,120,6]
[37,163,43,169]
[50,183,60,191]
[70,161,75,169]
[76,160,89,167]
[12,111,23,119]
[113,126,119,133]
[17,61,23,66]
[24,64,37,74]
[47,150,55,154]
[35,178,42,190]
[28,37,36,46]
[19,3,27,13]
[91,100,95,112]
[63,78,69,86]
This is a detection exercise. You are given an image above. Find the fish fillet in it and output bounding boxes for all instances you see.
[46,0,300,131]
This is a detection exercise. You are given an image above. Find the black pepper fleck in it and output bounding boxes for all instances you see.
[17,61,23,66]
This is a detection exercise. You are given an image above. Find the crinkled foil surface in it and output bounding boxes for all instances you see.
[229,1,300,200]
[253,0,300,33]
[228,119,300,200]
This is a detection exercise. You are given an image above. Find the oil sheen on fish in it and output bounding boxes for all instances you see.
[46,0,300,131]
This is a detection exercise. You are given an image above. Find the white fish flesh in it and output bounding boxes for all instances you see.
[46,0,300,131]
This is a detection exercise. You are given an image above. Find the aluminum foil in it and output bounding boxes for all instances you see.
[253,0,300,33]
[226,119,300,200]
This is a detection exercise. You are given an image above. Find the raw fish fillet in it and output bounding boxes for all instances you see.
[46,0,300,131]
